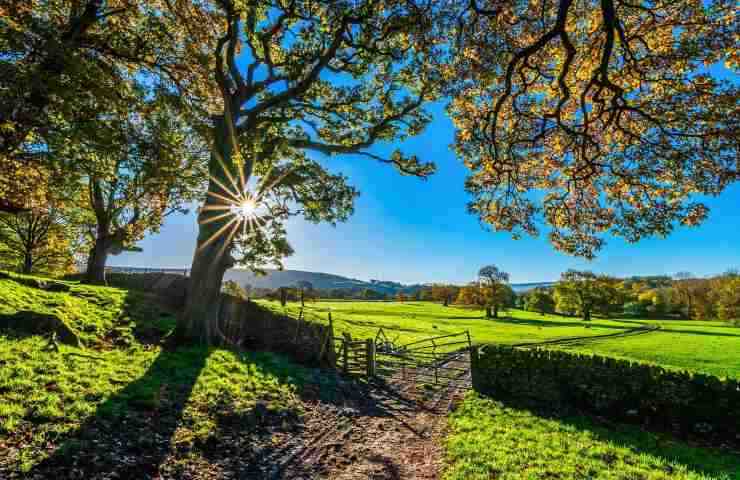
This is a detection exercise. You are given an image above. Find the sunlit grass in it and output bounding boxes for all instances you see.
[558,319,740,379]
[263,300,740,378]
[260,300,639,345]
[444,392,740,480]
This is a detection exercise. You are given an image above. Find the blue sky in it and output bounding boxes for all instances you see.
[115,99,740,285]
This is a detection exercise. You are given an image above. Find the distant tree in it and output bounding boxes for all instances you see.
[418,288,432,301]
[362,288,379,300]
[672,272,700,319]
[717,277,740,325]
[328,288,349,300]
[554,285,579,317]
[594,277,624,318]
[0,207,77,275]
[222,280,247,300]
[478,265,510,318]
[555,270,614,322]
[623,301,648,319]
[396,292,407,303]
[431,284,460,306]
[295,280,313,306]
[499,284,517,310]
[724,269,740,278]
[456,282,486,308]
[524,289,555,316]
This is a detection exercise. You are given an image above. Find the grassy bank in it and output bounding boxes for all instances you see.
[0,274,310,477]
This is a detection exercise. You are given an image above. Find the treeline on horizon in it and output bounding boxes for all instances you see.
[223,269,740,325]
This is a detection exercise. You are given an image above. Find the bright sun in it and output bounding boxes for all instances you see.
[230,198,257,220]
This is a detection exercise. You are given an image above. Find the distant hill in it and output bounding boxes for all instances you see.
[223,268,554,295]
[224,269,369,291]
[510,282,556,293]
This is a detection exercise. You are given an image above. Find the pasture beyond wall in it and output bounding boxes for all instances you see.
[471,345,740,445]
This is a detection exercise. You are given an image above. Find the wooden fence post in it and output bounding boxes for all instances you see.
[366,338,376,378]
[342,339,349,375]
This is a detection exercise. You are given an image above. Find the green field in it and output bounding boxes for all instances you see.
[559,319,740,379]
[260,300,640,344]
[264,300,740,379]
[444,393,740,480]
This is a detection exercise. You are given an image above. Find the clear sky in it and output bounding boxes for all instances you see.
[115,100,740,284]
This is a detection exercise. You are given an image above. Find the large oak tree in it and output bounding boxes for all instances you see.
[166,0,446,344]
[478,264,510,318]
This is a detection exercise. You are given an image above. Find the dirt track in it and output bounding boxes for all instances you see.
[251,353,472,479]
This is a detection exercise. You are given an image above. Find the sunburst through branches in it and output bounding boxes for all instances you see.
[196,150,278,259]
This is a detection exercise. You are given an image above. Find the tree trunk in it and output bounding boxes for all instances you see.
[84,235,110,285]
[485,306,492,318]
[177,238,231,345]
[22,253,33,274]
[177,117,238,345]
[493,304,499,318]
[583,309,591,322]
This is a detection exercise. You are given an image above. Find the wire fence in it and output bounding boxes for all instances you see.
[105,266,190,276]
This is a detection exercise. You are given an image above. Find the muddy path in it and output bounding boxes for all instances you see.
[250,352,472,479]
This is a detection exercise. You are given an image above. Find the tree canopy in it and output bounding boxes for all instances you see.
[450,0,739,258]
[0,0,214,212]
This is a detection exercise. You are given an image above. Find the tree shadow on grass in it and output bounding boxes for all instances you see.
[24,343,315,479]
[27,344,210,479]
[487,394,740,479]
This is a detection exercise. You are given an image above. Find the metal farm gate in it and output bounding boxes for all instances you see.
[334,328,473,390]
[374,328,473,389]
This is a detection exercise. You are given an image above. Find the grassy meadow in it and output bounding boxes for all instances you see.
[259,300,640,344]
[263,300,740,379]
[559,319,740,380]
